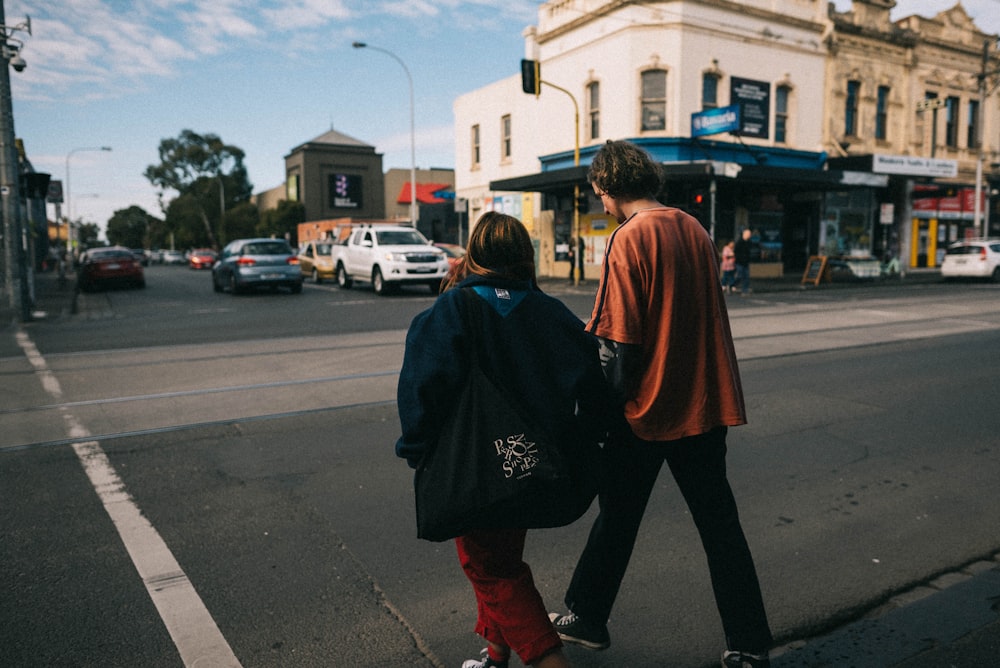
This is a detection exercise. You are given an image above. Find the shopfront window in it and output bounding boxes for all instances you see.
[823,190,876,257]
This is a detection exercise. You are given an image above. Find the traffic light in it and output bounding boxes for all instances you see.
[521,59,540,96]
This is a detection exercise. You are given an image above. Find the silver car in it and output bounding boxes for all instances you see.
[212,238,304,294]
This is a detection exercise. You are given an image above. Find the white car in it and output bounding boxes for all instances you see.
[939,239,1000,281]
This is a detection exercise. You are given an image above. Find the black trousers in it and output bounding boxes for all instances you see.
[565,426,773,652]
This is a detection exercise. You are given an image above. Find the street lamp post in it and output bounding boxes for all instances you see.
[1,9,32,320]
[352,42,417,226]
[974,38,1000,239]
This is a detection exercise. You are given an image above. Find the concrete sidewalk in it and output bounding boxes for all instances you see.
[772,556,1000,667]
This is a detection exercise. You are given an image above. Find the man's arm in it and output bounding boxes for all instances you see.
[597,337,642,406]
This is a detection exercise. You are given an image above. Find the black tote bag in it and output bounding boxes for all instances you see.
[414,289,599,542]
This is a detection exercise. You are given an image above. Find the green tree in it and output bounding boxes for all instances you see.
[258,200,306,245]
[77,223,100,250]
[106,206,154,249]
[144,130,253,249]
[225,201,260,241]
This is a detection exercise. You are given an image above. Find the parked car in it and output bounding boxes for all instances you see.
[130,249,150,266]
[188,248,217,270]
[297,239,339,283]
[212,238,303,294]
[939,239,1000,281]
[162,250,185,265]
[78,246,146,292]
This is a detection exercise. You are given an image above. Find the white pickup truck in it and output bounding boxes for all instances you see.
[334,224,450,295]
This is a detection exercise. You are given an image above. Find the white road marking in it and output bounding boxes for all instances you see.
[16,330,242,668]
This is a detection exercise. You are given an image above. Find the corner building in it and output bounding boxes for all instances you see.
[454,0,999,279]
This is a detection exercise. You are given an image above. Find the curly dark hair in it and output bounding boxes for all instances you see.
[587,140,663,200]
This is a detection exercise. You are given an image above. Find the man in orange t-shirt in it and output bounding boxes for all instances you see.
[549,141,773,668]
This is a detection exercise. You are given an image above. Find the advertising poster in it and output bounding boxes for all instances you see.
[730,77,770,139]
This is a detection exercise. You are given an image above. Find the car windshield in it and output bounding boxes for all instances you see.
[243,242,291,255]
[315,243,333,255]
[946,245,981,256]
[377,230,426,245]
[92,249,132,260]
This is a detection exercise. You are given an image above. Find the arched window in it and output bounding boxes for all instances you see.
[845,80,860,136]
[641,69,667,131]
[775,84,791,144]
[702,72,720,110]
[587,81,600,140]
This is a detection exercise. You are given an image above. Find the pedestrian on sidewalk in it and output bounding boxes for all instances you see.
[396,212,611,668]
[734,228,753,295]
[548,140,773,668]
[720,240,736,293]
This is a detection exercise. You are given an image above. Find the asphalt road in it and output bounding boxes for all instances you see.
[2,266,999,667]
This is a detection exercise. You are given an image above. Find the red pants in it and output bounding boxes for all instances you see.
[455,528,562,665]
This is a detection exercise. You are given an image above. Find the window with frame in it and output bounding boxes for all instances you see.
[587,81,600,140]
[945,96,959,148]
[471,124,480,167]
[775,85,790,143]
[641,69,667,131]
[702,73,719,110]
[875,86,889,141]
[500,114,511,160]
[967,99,980,149]
[844,80,860,136]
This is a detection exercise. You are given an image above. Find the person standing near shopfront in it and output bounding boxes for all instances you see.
[720,240,736,293]
[548,140,773,668]
[734,228,753,295]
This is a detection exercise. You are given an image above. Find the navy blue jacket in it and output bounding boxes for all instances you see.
[396,275,612,468]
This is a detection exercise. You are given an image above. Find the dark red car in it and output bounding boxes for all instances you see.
[188,248,217,270]
[77,246,146,292]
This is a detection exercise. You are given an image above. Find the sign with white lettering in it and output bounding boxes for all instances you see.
[691,104,741,137]
[730,77,770,139]
[873,154,958,178]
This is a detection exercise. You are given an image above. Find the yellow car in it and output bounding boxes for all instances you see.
[297,240,339,283]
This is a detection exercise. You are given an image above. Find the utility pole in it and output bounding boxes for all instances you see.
[974,37,1000,239]
[0,3,31,322]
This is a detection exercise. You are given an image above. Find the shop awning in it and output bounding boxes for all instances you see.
[489,161,886,193]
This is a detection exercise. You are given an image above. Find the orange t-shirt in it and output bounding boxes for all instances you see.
[586,207,746,442]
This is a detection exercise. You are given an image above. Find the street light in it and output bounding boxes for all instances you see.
[352,41,417,226]
[65,146,112,225]
[974,37,1000,239]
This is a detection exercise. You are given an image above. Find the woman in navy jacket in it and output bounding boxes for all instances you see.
[396,212,610,668]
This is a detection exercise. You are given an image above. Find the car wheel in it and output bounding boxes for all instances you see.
[336,263,353,289]
[372,267,388,295]
[428,280,441,294]
[213,274,222,292]
[229,273,241,295]
[312,268,322,284]
[992,266,1000,283]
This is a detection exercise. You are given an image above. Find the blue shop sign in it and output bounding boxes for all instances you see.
[691,105,741,138]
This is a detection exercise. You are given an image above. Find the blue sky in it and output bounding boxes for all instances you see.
[10,0,1000,238]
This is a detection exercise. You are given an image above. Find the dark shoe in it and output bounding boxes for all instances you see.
[548,611,610,650]
[461,648,508,668]
[721,650,770,668]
